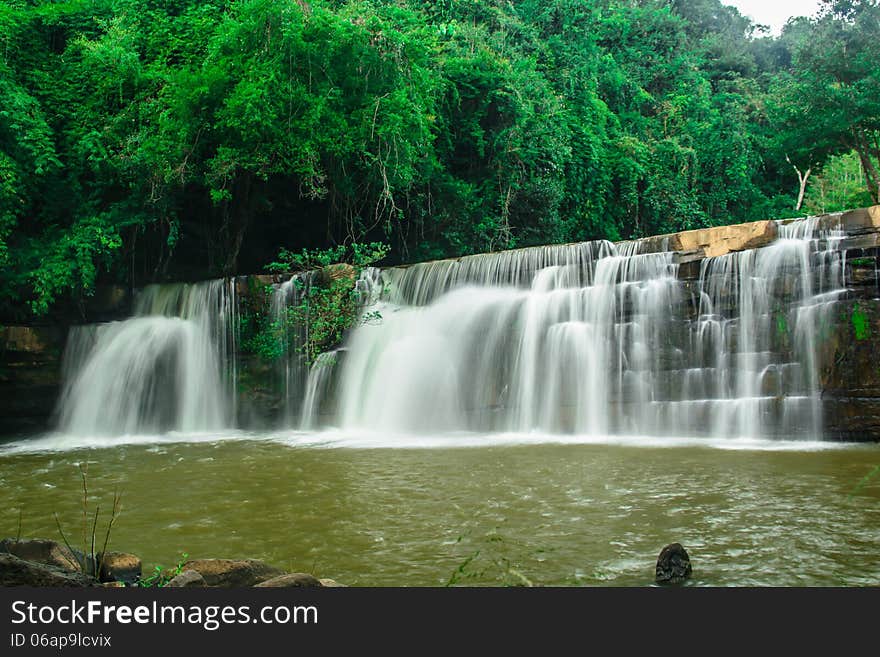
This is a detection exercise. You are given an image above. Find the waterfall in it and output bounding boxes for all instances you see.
[52,214,855,441]
[300,350,341,430]
[319,217,847,439]
[267,272,315,424]
[56,279,239,436]
[687,218,845,439]
[384,240,615,306]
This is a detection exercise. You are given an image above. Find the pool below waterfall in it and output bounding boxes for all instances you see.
[1,433,877,587]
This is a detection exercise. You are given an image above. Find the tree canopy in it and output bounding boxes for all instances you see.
[1,0,878,320]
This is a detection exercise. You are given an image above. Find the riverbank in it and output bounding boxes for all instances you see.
[0,538,343,588]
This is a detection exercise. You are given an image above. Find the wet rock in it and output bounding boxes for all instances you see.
[819,300,880,393]
[254,573,323,588]
[0,538,80,572]
[83,285,130,321]
[0,326,65,434]
[326,263,357,282]
[0,553,99,587]
[318,578,346,587]
[659,220,778,259]
[0,326,68,356]
[98,552,142,585]
[182,559,284,588]
[234,274,280,298]
[838,205,880,234]
[165,569,207,588]
[823,398,880,441]
[655,543,692,585]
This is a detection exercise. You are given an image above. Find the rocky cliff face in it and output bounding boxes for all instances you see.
[0,285,132,437]
[0,326,67,436]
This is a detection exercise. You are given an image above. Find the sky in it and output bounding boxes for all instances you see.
[724,0,823,35]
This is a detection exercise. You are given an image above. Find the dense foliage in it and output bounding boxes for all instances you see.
[1,0,879,320]
[243,241,388,364]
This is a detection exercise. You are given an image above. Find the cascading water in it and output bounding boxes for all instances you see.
[51,214,856,441]
[268,272,315,424]
[385,241,616,306]
[56,279,239,436]
[687,218,846,440]
[300,350,341,430]
[643,216,844,440]
[309,216,848,439]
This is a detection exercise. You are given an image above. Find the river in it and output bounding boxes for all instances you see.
[1,432,877,586]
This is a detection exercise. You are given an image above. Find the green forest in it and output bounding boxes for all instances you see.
[1,0,879,320]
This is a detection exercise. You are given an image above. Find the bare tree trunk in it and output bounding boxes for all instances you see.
[786,154,812,212]
[796,168,812,212]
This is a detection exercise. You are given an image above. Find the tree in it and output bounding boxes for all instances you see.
[1,0,875,320]
[776,0,880,203]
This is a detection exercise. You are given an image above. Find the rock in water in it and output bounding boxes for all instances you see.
[182,559,284,587]
[655,543,692,585]
[0,554,99,587]
[318,578,346,587]
[98,552,142,585]
[254,573,323,588]
[165,570,207,588]
[0,538,80,572]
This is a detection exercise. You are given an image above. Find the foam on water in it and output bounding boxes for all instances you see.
[1,428,867,456]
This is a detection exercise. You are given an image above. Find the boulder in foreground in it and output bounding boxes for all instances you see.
[165,569,207,588]
[98,551,142,585]
[0,538,80,571]
[254,573,323,588]
[0,553,99,587]
[182,558,284,587]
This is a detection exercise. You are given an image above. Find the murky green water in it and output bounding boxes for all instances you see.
[1,436,878,586]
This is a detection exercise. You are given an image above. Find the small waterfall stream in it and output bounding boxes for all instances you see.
[56,280,238,436]
[267,272,316,425]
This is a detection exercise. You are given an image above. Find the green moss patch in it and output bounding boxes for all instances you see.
[852,304,871,341]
